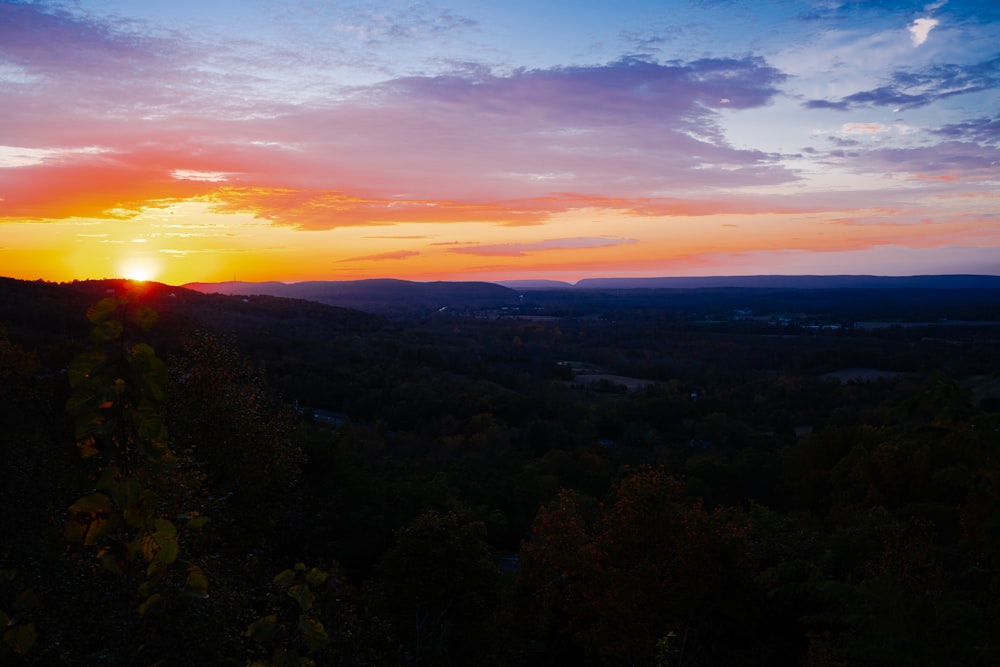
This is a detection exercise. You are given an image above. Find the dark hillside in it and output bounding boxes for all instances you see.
[2,275,1000,665]
[184,278,520,314]
[516,286,1000,322]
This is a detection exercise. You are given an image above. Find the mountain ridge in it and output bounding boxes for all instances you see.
[179,275,1000,314]
[501,274,1000,290]
[186,274,1000,296]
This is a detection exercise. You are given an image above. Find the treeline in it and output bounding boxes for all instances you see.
[1,278,999,665]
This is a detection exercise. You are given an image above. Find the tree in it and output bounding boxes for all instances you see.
[519,467,759,666]
[377,510,501,666]
[166,331,303,536]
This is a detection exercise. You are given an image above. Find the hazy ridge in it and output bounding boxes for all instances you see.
[501,274,1000,290]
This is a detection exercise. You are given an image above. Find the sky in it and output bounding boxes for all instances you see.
[1,0,998,285]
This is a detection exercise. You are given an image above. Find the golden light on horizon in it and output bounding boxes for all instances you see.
[116,255,162,283]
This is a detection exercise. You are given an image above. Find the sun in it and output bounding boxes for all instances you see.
[117,256,162,282]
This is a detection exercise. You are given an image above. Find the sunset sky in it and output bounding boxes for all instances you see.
[1,0,998,285]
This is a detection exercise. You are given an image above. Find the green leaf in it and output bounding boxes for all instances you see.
[106,477,142,510]
[130,344,168,402]
[186,515,210,530]
[89,318,123,344]
[138,520,178,565]
[65,513,115,546]
[99,551,123,575]
[70,492,111,513]
[304,568,328,588]
[287,583,315,612]
[184,567,209,599]
[67,350,106,390]
[129,306,158,331]
[137,593,161,617]
[86,297,120,325]
[245,614,279,644]
[273,569,296,586]
[297,615,329,653]
[132,404,168,446]
[3,623,36,655]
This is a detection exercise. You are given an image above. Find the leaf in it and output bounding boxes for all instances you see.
[86,297,120,325]
[89,318,123,344]
[3,623,36,655]
[130,344,168,402]
[99,550,123,575]
[65,514,114,546]
[67,350,106,390]
[298,615,329,653]
[132,405,169,451]
[70,492,112,513]
[106,477,142,511]
[287,583,315,612]
[273,569,296,586]
[139,520,178,565]
[304,568,328,588]
[245,614,279,644]
[76,436,101,458]
[129,306,158,331]
[184,567,209,599]
[137,593,161,617]
[186,515,211,530]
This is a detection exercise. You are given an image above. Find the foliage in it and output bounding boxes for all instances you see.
[0,569,39,659]
[3,277,1000,664]
[245,563,332,667]
[377,510,501,666]
[519,467,758,666]
[245,560,394,667]
[63,293,208,661]
[166,331,304,531]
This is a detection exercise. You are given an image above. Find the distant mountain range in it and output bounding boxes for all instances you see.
[498,275,1000,290]
[182,275,1000,314]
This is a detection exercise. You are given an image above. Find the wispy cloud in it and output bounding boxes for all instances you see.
[340,249,421,262]
[805,56,1000,111]
[1,39,794,225]
[932,116,1000,143]
[450,237,637,257]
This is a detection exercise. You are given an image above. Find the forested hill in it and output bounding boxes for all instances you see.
[184,275,1000,319]
[184,278,519,314]
[2,274,1000,665]
[0,277,380,360]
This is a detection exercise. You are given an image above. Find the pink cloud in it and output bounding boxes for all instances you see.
[450,237,636,257]
[1,6,799,226]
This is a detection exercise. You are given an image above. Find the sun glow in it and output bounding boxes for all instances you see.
[117,256,161,282]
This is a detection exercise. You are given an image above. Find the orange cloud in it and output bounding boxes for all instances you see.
[0,159,212,220]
